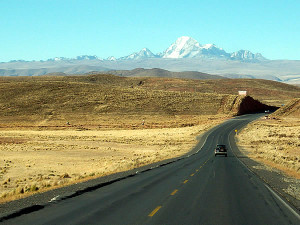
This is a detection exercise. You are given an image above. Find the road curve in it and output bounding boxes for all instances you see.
[2,114,300,225]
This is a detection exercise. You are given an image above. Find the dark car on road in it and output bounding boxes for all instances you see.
[214,144,227,157]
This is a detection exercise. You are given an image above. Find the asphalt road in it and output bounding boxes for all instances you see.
[3,114,300,225]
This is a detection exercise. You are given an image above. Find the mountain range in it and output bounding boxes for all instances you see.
[117,36,266,61]
[42,36,265,62]
[1,36,300,84]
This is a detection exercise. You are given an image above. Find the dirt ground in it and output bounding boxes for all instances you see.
[0,115,228,203]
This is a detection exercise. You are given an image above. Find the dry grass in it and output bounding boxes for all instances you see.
[272,98,300,118]
[0,74,232,202]
[0,115,228,203]
[0,75,236,128]
[1,75,299,111]
[237,117,300,179]
[137,77,300,106]
[1,74,298,202]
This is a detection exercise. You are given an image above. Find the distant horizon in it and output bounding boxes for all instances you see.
[0,35,298,63]
[1,35,270,63]
[1,0,300,62]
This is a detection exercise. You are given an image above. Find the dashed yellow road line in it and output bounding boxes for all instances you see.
[148,159,211,218]
[148,206,162,217]
[171,189,178,195]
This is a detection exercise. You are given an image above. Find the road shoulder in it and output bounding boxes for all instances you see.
[232,135,300,212]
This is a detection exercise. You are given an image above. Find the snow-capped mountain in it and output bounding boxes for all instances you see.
[160,36,202,58]
[200,44,230,58]
[47,55,102,61]
[230,50,266,61]
[106,56,117,61]
[76,55,101,60]
[40,36,266,62]
[160,36,229,59]
[47,57,69,61]
[119,48,158,60]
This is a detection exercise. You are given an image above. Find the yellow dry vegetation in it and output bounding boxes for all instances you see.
[237,117,300,179]
[0,115,227,203]
[1,74,298,203]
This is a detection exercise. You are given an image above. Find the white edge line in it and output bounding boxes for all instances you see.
[49,195,60,203]
[264,184,300,220]
[196,127,215,154]
[228,129,300,221]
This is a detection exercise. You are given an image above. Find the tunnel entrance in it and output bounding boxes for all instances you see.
[236,96,279,116]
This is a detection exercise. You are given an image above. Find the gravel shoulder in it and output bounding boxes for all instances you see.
[233,136,300,212]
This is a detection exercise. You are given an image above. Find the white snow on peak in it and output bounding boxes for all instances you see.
[230,50,266,60]
[202,44,215,49]
[44,36,265,62]
[162,36,202,58]
[160,36,232,59]
[118,47,157,60]
[107,56,116,61]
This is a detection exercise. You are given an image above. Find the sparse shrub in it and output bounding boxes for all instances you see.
[278,134,287,138]
[60,173,71,178]
[30,184,39,192]
[16,186,24,194]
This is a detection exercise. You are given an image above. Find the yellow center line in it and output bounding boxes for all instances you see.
[171,189,178,195]
[183,179,189,184]
[148,206,162,217]
[190,173,195,177]
[196,169,199,172]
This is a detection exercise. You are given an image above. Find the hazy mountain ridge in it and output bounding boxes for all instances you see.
[114,36,266,61]
[101,68,226,79]
[1,58,300,84]
[1,36,299,84]
[4,36,265,63]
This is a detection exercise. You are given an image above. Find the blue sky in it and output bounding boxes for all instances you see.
[0,0,299,62]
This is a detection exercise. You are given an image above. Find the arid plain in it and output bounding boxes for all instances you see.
[0,74,299,202]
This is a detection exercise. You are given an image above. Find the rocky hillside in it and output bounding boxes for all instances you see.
[272,98,300,118]
[219,95,278,115]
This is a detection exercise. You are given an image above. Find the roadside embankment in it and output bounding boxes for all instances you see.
[219,95,278,116]
[237,98,300,200]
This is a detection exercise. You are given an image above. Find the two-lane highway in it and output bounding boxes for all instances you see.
[2,114,300,224]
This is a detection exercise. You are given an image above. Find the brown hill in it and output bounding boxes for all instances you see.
[135,77,300,106]
[0,74,297,127]
[51,73,299,106]
[100,68,226,80]
[0,75,228,126]
[272,98,300,118]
